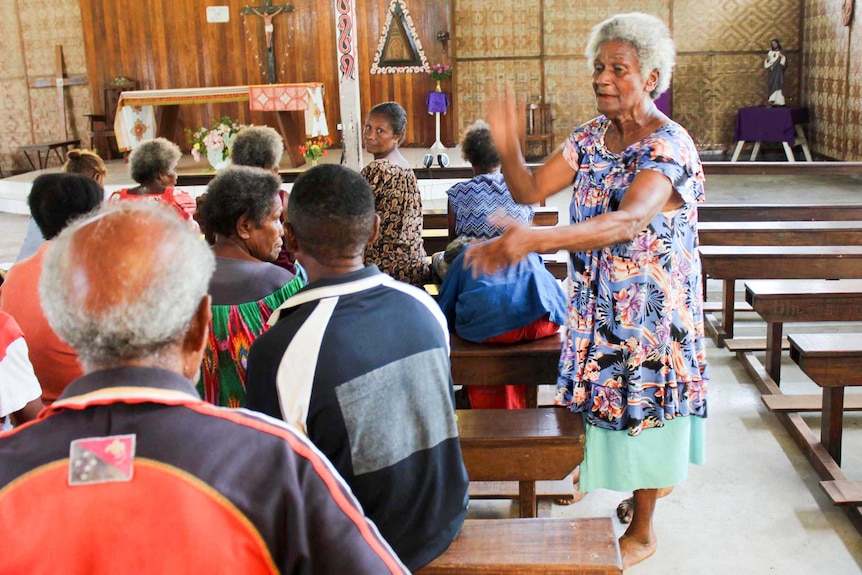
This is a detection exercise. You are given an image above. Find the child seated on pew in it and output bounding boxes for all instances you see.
[437,237,567,409]
[431,120,534,280]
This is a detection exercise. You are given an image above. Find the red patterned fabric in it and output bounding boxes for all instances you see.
[248,85,311,112]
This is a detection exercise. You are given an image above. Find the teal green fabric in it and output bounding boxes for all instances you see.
[579,415,706,493]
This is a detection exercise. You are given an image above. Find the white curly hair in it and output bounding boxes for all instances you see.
[584,12,676,100]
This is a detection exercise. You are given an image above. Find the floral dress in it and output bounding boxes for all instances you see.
[362,159,429,286]
[555,116,708,437]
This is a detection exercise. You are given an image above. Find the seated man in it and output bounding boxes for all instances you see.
[0,201,406,574]
[0,311,43,427]
[246,164,469,572]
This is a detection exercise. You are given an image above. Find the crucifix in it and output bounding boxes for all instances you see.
[28,45,87,140]
[242,0,294,84]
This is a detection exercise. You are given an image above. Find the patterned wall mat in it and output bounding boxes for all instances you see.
[454,0,540,58]
[845,8,862,160]
[802,0,848,159]
[544,58,600,143]
[18,0,87,77]
[543,0,669,57]
[0,0,26,78]
[454,59,543,137]
[673,0,800,52]
[0,78,35,173]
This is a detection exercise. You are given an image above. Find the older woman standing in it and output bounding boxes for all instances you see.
[198,166,304,407]
[112,137,197,225]
[467,13,707,568]
[362,101,429,286]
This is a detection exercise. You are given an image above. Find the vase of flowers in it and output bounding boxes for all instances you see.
[428,63,452,92]
[187,116,245,171]
[299,135,332,167]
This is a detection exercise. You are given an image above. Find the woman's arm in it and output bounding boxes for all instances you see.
[465,169,681,276]
[487,94,576,205]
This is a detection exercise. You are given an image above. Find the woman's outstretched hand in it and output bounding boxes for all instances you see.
[464,220,534,277]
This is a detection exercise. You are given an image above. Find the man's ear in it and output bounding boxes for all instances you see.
[284,221,300,252]
[183,295,212,376]
[367,214,380,245]
[236,214,253,240]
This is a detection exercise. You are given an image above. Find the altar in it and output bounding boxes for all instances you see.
[731,106,812,162]
[113,83,327,166]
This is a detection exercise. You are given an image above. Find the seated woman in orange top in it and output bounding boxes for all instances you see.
[112,138,197,227]
[0,174,103,404]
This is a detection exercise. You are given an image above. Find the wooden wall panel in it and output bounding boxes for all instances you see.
[77,0,452,150]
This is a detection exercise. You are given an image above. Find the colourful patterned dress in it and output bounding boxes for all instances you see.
[198,277,303,408]
[555,116,708,440]
[362,159,429,286]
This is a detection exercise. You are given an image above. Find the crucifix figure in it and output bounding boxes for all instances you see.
[242,0,294,84]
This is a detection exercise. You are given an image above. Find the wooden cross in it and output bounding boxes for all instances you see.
[28,46,87,141]
[242,0,294,84]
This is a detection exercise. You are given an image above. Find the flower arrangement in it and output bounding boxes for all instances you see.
[187,116,246,168]
[299,135,332,163]
[428,63,452,82]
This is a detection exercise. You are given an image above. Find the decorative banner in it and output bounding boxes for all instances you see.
[336,0,356,80]
[370,0,429,74]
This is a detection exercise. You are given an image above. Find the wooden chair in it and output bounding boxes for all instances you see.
[523,103,555,161]
[85,77,136,160]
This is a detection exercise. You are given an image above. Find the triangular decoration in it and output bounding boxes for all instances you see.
[370,0,429,74]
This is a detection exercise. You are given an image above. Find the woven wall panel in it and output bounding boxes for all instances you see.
[454,59,543,138]
[673,0,800,52]
[845,6,862,160]
[543,0,669,57]
[543,58,599,145]
[0,79,34,172]
[454,0,541,58]
[19,0,88,77]
[802,0,847,159]
[0,0,25,78]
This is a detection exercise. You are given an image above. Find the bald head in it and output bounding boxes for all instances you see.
[40,201,215,371]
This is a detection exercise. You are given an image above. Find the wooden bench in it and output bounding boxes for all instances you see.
[417,517,622,574]
[698,246,862,345]
[450,332,563,409]
[17,139,80,171]
[699,221,862,246]
[737,279,862,386]
[757,332,862,533]
[698,203,862,222]
[458,408,584,518]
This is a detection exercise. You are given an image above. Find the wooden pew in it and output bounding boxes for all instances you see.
[698,203,862,222]
[458,408,583,518]
[417,517,622,574]
[737,279,862,386]
[699,221,862,246]
[757,332,862,533]
[698,246,862,345]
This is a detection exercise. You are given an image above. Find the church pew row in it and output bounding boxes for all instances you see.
[755,333,862,535]
[417,517,622,575]
[698,246,862,346]
[450,332,578,517]
[731,279,862,386]
[698,221,862,246]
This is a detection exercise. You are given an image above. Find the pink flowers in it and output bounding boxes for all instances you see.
[428,63,452,82]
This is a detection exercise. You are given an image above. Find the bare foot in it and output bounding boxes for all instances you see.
[554,467,585,505]
[619,529,657,569]
[657,486,673,499]
[616,497,634,523]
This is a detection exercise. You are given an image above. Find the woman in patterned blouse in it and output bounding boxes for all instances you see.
[467,12,708,569]
[361,101,429,286]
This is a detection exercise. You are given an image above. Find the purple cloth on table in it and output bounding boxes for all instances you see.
[426,92,449,114]
[734,106,809,144]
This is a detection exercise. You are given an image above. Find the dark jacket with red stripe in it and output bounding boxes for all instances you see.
[0,367,407,575]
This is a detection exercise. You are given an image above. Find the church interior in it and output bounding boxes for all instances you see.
[3,0,862,573]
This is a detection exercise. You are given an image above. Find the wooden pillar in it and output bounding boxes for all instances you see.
[333,0,363,171]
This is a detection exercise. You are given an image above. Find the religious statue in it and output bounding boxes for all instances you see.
[251,6,284,49]
[764,38,787,106]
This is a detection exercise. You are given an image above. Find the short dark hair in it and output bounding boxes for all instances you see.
[460,120,500,172]
[368,101,407,140]
[288,164,375,262]
[28,173,103,239]
[231,126,284,170]
[202,166,282,237]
